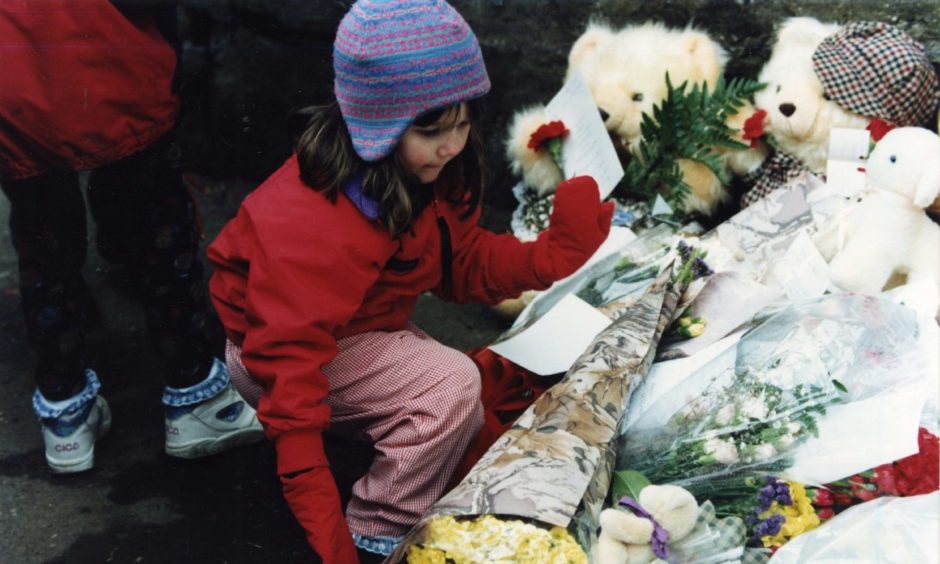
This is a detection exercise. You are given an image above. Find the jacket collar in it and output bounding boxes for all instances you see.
[342,174,381,221]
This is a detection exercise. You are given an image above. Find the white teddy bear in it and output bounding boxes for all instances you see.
[743,17,940,207]
[506,21,764,217]
[821,127,940,303]
[597,484,699,564]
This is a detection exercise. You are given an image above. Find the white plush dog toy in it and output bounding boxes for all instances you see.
[824,127,940,300]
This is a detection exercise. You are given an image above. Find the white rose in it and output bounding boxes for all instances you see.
[787,421,802,434]
[740,397,768,420]
[714,405,736,426]
[704,437,740,464]
[753,443,778,461]
[775,434,794,449]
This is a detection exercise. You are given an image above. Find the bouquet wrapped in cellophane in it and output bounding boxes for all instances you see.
[614,293,931,556]
[388,240,713,563]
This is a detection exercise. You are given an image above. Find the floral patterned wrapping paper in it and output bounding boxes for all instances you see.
[388,263,686,562]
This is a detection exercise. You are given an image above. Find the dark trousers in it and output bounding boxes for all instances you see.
[1,136,214,401]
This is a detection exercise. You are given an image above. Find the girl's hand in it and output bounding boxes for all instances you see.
[280,465,359,563]
[533,175,614,283]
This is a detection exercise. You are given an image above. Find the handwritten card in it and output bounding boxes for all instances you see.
[825,127,871,198]
[544,70,624,198]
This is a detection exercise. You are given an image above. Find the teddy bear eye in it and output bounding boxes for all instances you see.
[889,155,897,163]
[632,93,644,102]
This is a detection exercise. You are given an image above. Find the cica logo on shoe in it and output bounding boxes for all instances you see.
[55,442,81,452]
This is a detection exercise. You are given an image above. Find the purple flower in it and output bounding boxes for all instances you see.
[692,257,714,278]
[677,240,692,262]
[752,514,786,541]
[757,485,776,511]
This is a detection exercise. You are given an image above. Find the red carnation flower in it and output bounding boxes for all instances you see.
[527,120,569,174]
[811,488,834,506]
[866,118,896,142]
[527,120,569,150]
[893,428,939,496]
[742,109,768,148]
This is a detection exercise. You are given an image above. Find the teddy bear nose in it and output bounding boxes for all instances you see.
[598,108,610,122]
[779,103,796,117]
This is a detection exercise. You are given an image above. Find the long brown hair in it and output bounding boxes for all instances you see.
[294,100,487,237]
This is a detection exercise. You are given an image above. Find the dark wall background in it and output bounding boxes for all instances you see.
[175,0,940,219]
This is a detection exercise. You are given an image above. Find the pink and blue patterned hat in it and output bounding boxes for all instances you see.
[334,0,491,161]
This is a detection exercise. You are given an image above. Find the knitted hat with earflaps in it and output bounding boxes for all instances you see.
[812,21,940,127]
[333,0,491,161]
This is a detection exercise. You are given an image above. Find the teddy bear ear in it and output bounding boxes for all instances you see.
[677,28,726,85]
[775,17,839,49]
[568,22,614,69]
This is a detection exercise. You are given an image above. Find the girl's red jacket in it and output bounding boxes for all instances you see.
[207,156,550,475]
[0,2,178,180]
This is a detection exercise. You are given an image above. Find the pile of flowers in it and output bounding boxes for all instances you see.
[617,357,847,494]
[406,515,586,564]
[745,476,821,549]
[808,427,939,519]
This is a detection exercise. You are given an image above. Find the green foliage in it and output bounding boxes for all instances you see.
[611,469,652,502]
[624,74,765,216]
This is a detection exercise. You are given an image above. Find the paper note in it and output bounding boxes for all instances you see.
[825,128,870,198]
[766,231,831,301]
[785,387,925,485]
[489,293,613,376]
[544,70,624,198]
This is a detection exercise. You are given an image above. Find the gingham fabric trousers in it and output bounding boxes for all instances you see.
[226,323,484,537]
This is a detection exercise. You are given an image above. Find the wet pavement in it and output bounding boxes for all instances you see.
[0,176,511,563]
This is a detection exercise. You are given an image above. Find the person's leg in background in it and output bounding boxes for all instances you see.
[1,170,111,473]
[87,134,262,459]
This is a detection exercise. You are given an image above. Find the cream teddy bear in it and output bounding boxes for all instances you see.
[820,127,940,303]
[597,484,699,564]
[506,21,766,217]
[743,17,940,206]
[753,17,867,175]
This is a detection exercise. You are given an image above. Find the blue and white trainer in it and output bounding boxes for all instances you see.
[42,395,112,474]
[164,382,264,458]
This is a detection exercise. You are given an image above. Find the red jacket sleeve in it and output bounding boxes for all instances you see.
[437,203,552,304]
[209,199,388,475]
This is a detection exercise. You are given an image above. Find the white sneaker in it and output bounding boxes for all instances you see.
[164,382,264,458]
[42,396,112,474]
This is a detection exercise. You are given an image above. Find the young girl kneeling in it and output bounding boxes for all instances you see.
[207,0,613,561]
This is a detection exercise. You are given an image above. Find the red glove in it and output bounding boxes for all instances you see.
[533,175,614,283]
[281,466,359,564]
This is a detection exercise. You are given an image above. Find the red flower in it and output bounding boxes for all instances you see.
[527,120,569,150]
[866,118,896,142]
[871,465,899,495]
[811,488,834,506]
[851,483,878,502]
[893,428,940,496]
[742,109,767,148]
[832,492,853,506]
[817,507,835,521]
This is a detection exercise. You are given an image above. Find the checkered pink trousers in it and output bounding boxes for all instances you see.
[226,324,483,538]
